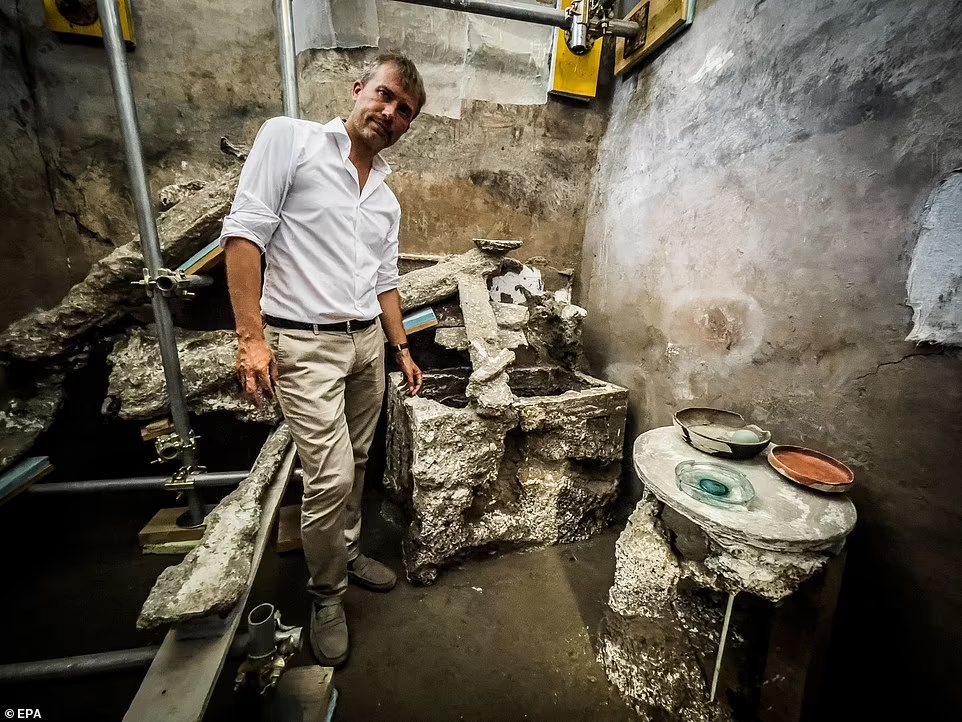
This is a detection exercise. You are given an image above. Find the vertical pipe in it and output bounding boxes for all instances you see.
[275,0,300,118]
[96,0,203,526]
[247,603,278,660]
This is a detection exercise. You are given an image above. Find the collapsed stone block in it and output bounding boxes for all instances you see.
[106,327,279,424]
[137,424,292,629]
[0,168,241,360]
[384,365,628,584]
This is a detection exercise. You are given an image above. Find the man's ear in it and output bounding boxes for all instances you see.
[352,80,363,100]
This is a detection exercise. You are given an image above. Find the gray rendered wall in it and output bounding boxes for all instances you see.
[581,0,962,715]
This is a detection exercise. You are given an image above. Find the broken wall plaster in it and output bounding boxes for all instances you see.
[906,170,962,346]
[303,0,553,120]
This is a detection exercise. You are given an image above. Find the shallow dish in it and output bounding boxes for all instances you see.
[675,460,755,509]
[673,407,771,459]
[768,445,854,493]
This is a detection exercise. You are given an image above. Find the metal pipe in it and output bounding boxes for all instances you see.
[246,603,277,660]
[391,0,640,38]
[96,0,203,526]
[0,635,249,683]
[393,0,568,28]
[275,0,300,118]
[606,18,639,38]
[27,471,250,495]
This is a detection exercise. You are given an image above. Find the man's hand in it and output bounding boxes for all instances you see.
[396,349,423,397]
[237,337,278,406]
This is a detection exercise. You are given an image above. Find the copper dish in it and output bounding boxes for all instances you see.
[768,445,854,493]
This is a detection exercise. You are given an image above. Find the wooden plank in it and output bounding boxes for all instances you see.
[276,503,303,553]
[138,506,206,546]
[124,444,298,722]
[615,0,696,76]
[0,456,52,505]
[178,238,224,275]
[264,666,334,722]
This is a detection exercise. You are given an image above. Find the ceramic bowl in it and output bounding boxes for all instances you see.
[767,445,854,493]
[673,407,771,460]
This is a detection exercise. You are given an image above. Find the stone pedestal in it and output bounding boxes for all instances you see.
[600,427,856,721]
[384,366,628,584]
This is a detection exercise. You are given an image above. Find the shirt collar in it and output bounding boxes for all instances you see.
[322,117,392,176]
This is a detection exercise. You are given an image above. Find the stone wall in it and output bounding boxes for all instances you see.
[1,0,603,331]
[581,0,962,716]
[0,4,73,330]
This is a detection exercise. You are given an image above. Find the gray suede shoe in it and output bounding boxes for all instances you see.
[347,554,397,592]
[310,601,349,668]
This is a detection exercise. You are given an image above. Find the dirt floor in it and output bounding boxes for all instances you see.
[0,477,634,721]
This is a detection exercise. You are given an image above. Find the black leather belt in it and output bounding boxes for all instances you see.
[264,315,377,333]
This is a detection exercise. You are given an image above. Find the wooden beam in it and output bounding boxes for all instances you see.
[123,445,298,722]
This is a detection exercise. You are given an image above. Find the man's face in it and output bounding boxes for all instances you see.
[347,63,420,154]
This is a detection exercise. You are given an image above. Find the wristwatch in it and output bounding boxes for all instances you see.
[391,342,409,354]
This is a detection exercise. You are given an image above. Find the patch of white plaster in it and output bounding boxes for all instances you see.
[687,48,734,84]
[906,171,962,346]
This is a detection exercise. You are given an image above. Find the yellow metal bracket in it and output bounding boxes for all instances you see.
[44,0,136,45]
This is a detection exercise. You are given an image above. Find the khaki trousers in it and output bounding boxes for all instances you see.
[266,322,384,605]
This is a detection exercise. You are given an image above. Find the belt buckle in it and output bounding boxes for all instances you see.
[346,320,352,333]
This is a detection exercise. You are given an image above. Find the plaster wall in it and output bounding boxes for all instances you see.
[1,0,601,331]
[581,0,962,715]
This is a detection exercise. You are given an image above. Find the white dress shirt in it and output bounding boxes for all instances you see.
[219,116,401,324]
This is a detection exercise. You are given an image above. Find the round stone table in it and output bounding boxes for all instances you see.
[633,427,856,553]
[600,426,858,722]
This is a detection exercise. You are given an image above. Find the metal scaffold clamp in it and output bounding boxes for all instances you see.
[133,267,213,298]
[234,603,303,694]
[152,428,199,466]
[164,464,207,492]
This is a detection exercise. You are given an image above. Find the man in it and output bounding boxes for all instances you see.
[219,53,426,667]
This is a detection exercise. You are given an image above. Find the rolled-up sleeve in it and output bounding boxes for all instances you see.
[375,214,401,295]
[219,117,297,251]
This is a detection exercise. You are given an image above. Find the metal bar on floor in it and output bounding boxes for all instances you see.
[95,0,204,527]
[0,636,249,683]
[27,471,250,495]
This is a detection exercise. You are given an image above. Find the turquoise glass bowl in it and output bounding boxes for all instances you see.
[675,460,755,510]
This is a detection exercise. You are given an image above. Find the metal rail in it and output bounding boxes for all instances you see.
[0,635,249,683]
[275,0,300,118]
[27,471,249,494]
[391,0,640,38]
[96,0,204,526]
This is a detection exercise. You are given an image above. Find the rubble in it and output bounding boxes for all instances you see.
[458,274,516,417]
[158,179,207,211]
[384,365,628,584]
[521,291,588,371]
[137,424,292,629]
[106,327,279,424]
[0,370,64,473]
[434,327,527,352]
[397,238,520,312]
[0,168,241,360]
[473,238,524,253]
